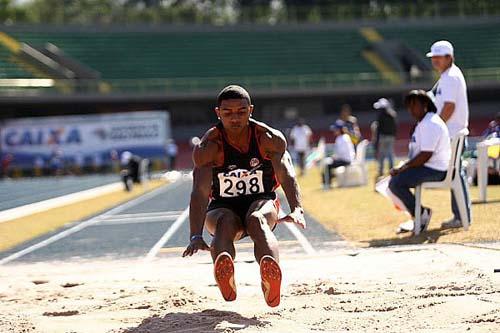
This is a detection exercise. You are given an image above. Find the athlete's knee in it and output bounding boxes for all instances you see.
[388,175,401,192]
[246,211,269,238]
[215,213,239,235]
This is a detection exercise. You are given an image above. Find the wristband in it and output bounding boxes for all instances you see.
[190,234,203,242]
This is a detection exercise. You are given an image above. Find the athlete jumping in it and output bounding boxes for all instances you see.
[182,85,306,307]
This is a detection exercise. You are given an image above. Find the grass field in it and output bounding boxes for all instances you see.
[0,180,167,252]
[298,162,500,247]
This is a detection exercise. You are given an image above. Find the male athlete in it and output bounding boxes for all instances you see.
[182,85,306,307]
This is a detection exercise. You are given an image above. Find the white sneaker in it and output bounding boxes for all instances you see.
[396,208,432,234]
[441,217,462,229]
[396,220,414,234]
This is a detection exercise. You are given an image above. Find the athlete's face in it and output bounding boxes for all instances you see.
[431,55,452,72]
[215,99,253,131]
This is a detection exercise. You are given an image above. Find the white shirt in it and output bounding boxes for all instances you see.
[166,143,178,156]
[290,124,312,152]
[409,112,451,171]
[434,63,469,138]
[334,133,355,163]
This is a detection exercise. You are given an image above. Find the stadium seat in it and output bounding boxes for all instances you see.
[414,131,469,235]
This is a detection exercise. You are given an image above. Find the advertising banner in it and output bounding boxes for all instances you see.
[0,111,170,168]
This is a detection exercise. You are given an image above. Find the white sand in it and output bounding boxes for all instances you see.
[1,243,499,333]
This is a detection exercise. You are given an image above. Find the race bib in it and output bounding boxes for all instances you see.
[218,169,265,198]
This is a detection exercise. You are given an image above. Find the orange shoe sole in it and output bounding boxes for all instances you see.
[214,252,237,302]
[260,255,282,307]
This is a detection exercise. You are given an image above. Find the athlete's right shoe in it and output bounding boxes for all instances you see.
[214,252,237,302]
[260,255,282,307]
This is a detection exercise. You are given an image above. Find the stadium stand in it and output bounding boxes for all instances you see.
[1,20,499,94]
[0,44,33,79]
[377,21,500,70]
[7,28,373,79]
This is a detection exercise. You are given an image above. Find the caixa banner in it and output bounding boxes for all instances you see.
[0,111,170,169]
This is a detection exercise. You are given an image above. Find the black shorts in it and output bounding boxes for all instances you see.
[206,193,279,234]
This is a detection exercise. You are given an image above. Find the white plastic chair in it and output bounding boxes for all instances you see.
[414,132,469,235]
[335,140,369,187]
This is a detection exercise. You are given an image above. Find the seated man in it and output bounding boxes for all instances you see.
[389,90,451,233]
[331,104,362,145]
[323,124,355,188]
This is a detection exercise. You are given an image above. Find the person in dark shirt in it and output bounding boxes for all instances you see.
[120,151,142,191]
[333,104,362,145]
[373,98,397,178]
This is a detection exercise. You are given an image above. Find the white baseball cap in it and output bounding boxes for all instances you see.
[373,98,391,110]
[121,151,132,164]
[426,40,454,57]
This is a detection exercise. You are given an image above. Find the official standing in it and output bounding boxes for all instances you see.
[427,40,471,228]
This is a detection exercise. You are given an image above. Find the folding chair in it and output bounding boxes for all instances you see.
[414,133,469,235]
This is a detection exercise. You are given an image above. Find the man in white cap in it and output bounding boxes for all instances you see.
[427,40,471,229]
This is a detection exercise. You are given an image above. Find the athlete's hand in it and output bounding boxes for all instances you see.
[278,207,306,229]
[182,238,210,257]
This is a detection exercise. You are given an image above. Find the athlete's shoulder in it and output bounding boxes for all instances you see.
[252,119,287,153]
[193,126,222,167]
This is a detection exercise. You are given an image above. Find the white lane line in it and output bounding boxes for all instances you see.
[99,211,184,219]
[0,182,123,224]
[95,215,180,226]
[0,183,175,265]
[144,206,190,262]
[279,209,316,255]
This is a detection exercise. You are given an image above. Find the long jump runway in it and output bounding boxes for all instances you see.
[0,174,344,265]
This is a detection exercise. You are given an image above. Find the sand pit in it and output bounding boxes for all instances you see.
[1,243,499,332]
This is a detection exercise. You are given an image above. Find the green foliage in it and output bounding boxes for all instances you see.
[0,0,499,25]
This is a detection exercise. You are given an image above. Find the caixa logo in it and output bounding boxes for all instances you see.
[3,128,82,146]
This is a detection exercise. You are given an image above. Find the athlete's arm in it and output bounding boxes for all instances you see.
[260,128,306,229]
[183,134,218,257]
[440,102,455,122]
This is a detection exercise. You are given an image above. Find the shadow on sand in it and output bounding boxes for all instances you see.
[122,309,269,333]
[363,226,462,247]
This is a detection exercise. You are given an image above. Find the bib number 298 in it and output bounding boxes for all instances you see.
[218,171,264,197]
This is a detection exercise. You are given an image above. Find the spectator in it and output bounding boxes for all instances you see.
[482,112,500,139]
[427,40,471,229]
[34,155,45,177]
[110,149,120,173]
[481,112,500,185]
[120,151,142,191]
[290,118,313,176]
[389,90,451,233]
[73,152,84,175]
[373,98,397,178]
[50,149,64,176]
[92,153,103,173]
[1,153,13,179]
[166,139,178,171]
[332,104,362,145]
[323,124,355,188]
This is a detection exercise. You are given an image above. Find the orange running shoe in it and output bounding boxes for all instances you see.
[214,252,237,302]
[260,255,282,307]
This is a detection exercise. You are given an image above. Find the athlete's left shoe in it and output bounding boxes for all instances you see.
[214,252,237,302]
[260,255,282,307]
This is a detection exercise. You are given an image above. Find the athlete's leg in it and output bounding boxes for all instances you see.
[205,208,245,262]
[205,208,244,302]
[245,199,281,307]
[244,199,279,263]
